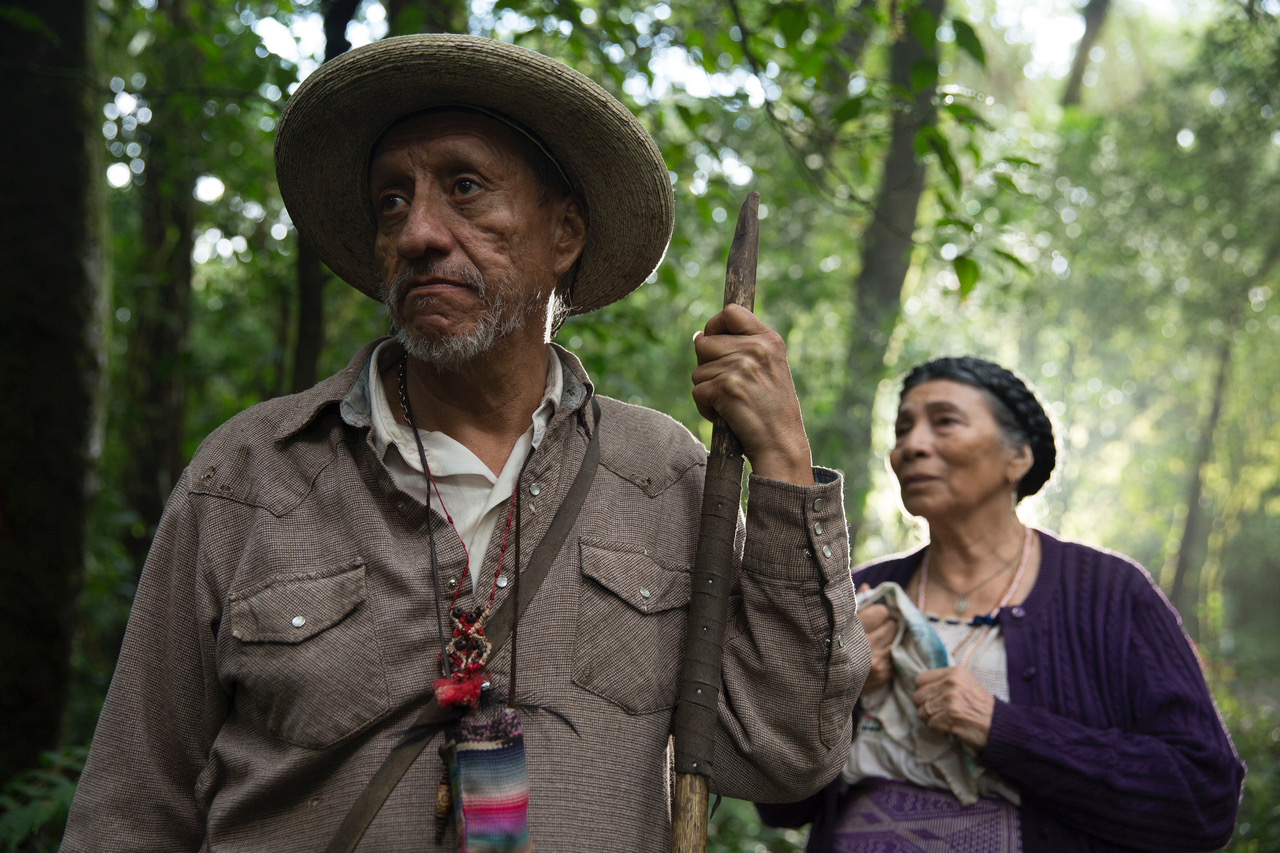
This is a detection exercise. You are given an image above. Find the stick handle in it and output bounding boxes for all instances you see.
[671,191,759,853]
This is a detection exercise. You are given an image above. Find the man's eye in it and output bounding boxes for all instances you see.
[379,193,407,214]
[455,179,480,196]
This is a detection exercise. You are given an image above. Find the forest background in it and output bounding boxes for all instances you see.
[2,0,1278,848]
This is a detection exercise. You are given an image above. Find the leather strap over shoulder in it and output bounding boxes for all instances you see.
[324,397,602,853]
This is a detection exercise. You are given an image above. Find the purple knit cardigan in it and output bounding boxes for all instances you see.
[757,529,1244,852]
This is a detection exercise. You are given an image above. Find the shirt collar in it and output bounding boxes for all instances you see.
[351,339,565,462]
[269,337,596,444]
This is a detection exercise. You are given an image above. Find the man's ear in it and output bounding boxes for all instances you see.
[551,197,586,277]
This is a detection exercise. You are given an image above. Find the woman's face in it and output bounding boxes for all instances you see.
[889,379,1031,522]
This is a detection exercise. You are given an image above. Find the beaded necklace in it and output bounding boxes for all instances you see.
[916,525,1033,668]
[926,547,1020,616]
[398,358,520,711]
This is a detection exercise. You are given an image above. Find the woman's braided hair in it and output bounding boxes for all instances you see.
[901,356,1057,501]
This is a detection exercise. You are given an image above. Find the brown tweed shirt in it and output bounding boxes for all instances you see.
[63,340,869,852]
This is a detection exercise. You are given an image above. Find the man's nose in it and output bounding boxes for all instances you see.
[397,192,455,259]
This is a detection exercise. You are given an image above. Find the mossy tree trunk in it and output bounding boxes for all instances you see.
[0,0,104,786]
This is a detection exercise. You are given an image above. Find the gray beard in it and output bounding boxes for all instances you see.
[384,262,546,371]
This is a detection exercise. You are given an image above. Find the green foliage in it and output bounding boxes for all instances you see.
[1210,664,1280,851]
[950,18,984,67]
[952,254,979,297]
[707,797,806,853]
[0,748,85,852]
[0,6,60,43]
[41,1,1280,848]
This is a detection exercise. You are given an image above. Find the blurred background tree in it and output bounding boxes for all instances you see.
[2,0,1277,848]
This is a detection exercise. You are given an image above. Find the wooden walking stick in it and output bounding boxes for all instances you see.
[671,191,760,853]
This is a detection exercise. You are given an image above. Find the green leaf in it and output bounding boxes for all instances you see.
[799,49,825,78]
[941,101,989,130]
[954,255,979,297]
[935,216,975,232]
[919,127,961,191]
[0,7,60,44]
[832,96,864,124]
[910,59,938,93]
[676,104,706,131]
[951,19,985,67]
[774,5,808,45]
[906,7,937,51]
[992,248,1032,273]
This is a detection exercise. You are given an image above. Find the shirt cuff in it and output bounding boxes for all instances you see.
[742,467,847,584]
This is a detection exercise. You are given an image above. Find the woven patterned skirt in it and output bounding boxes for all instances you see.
[832,778,1021,853]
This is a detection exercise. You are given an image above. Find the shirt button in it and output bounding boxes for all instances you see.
[814,521,824,535]
[639,587,651,599]
[528,503,537,514]
[496,575,508,589]
[813,497,825,511]
[822,545,832,558]
[446,578,458,590]
[1022,666,1038,680]
[529,483,541,496]
[291,616,306,628]
[1011,606,1026,619]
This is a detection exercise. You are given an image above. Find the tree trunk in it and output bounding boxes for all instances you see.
[114,0,200,571]
[0,0,104,785]
[292,242,326,392]
[117,112,196,569]
[1168,331,1232,620]
[291,0,362,393]
[821,0,944,546]
[1062,0,1111,107]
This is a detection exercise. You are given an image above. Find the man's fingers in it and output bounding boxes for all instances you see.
[701,303,763,338]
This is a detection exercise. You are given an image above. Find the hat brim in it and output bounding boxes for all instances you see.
[274,34,674,314]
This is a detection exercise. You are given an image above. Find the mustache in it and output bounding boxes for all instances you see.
[386,261,487,306]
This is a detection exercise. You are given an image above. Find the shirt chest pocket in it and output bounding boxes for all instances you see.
[226,564,391,749]
[573,542,691,715]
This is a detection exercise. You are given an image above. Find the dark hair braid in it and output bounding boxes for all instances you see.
[901,356,1057,501]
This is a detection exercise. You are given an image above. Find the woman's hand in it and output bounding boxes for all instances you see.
[912,666,996,750]
[857,584,897,692]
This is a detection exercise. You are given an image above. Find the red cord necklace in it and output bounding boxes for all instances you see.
[399,358,520,711]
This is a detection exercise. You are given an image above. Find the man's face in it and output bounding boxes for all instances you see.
[368,109,584,369]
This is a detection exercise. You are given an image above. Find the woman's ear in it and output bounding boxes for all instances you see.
[1008,443,1034,487]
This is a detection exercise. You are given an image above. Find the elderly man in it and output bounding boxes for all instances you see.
[63,35,869,852]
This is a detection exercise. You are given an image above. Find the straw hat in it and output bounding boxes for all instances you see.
[274,34,675,314]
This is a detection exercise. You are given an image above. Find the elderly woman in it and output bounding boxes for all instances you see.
[759,356,1243,851]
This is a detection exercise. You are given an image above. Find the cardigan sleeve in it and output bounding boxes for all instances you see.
[979,565,1243,851]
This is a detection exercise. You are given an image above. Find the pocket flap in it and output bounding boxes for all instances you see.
[229,565,368,644]
[580,542,689,614]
